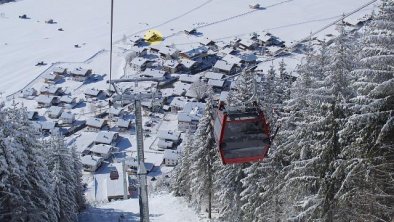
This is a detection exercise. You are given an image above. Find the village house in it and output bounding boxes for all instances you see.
[84,88,105,100]
[169,96,189,113]
[94,131,119,146]
[162,60,183,73]
[36,95,58,108]
[124,158,154,174]
[151,46,179,59]
[108,106,123,117]
[138,69,168,79]
[179,46,209,60]
[172,82,191,97]
[47,106,63,119]
[129,46,148,57]
[33,121,58,134]
[40,85,63,96]
[239,53,258,65]
[86,117,107,132]
[129,35,146,46]
[130,57,154,71]
[27,111,39,120]
[158,139,173,149]
[81,155,103,172]
[157,130,181,144]
[179,74,201,83]
[163,149,179,166]
[59,95,78,109]
[204,71,225,81]
[213,60,238,74]
[44,72,62,84]
[199,38,217,51]
[90,144,114,159]
[52,67,67,76]
[184,28,197,35]
[177,102,205,133]
[20,87,37,99]
[207,79,226,91]
[236,38,259,50]
[179,59,200,74]
[106,165,129,201]
[70,67,92,82]
[116,119,132,132]
[59,112,75,125]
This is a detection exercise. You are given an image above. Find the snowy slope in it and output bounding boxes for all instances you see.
[79,192,200,222]
[0,0,378,96]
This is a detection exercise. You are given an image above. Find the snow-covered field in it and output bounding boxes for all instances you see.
[79,192,200,222]
[0,0,377,96]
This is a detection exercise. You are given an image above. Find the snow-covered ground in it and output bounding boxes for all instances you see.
[79,192,200,222]
[0,0,377,96]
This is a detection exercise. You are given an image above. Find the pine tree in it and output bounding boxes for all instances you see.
[172,132,193,200]
[189,95,217,218]
[70,145,86,212]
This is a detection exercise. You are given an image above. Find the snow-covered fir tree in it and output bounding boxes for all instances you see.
[189,93,218,218]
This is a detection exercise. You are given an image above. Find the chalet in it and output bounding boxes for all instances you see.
[237,38,259,50]
[36,95,57,108]
[106,164,129,201]
[40,85,63,96]
[129,46,148,57]
[162,60,183,73]
[173,82,191,97]
[124,158,154,173]
[90,144,114,159]
[86,118,107,132]
[20,88,37,99]
[116,119,132,132]
[179,74,201,83]
[95,131,119,146]
[158,139,173,149]
[44,72,62,84]
[81,155,103,172]
[163,149,179,166]
[70,68,92,82]
[184,28,197,35]
[177,102,205,132]
[199,38,217,51]
[179,46,209,60]
[157,130,181,143]
[27,111,39,120]
[179,59,200,73]
[108,107,123,117]
[239,53,258,64]
[151,46,179,59]
[138,69,168,79]
[52,67,67,76]
[59,95,77,108]
[130,57,154,71]
[84,88,105,99]
[34,121,58,134]
[47,106,63,119]
[207,79,225,90]
[215,61,236,75]
[204,72,224,80]
[60,112,75,125]
[169,97,189,113]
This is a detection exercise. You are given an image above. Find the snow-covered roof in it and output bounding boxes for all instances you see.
[222,54,242,64]
[208,79,225,88]
[60,95,76,104]
[180,59,197,69]
[199,38,215,46]
[33,121,56,130]
[108,107,122,116]
[239,38,257,47]
[36,95,56,104]
[71,67,91,76]
[239,53,257,62]
[95,131,118,145]
[181,46,208,58]
[40,85,61,94]
[47,106,63,116]
[52,67,67,74]
[204,71,224,80]
[60,112,75,120]
[179,74,201,83]
[213,60,236,72]
[158,130,181,141]
[219,91,229,101]
[163,149,178,160]
[44,72,59,80]
[173,82,191,96]
[177,102,205,122]
[163,60,181,68]
[156,46,178,55]
[86,118,105,128]
[130,57,151,67]
[90,144,113,155]
[158,139,173,148]
[169,97,188,108]
[84,88,102,97]
[139,69,167,79]
[81,155,103,167]
[22,87,37,96]
[116,119,131,128]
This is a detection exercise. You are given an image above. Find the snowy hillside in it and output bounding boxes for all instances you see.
[0,0,377,96]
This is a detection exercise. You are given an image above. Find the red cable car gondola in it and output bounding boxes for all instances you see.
[212,104,271,164]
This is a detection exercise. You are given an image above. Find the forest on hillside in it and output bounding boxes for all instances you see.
[171,1,394,221]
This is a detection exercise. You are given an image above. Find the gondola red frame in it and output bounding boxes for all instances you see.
[212,107,271,164]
